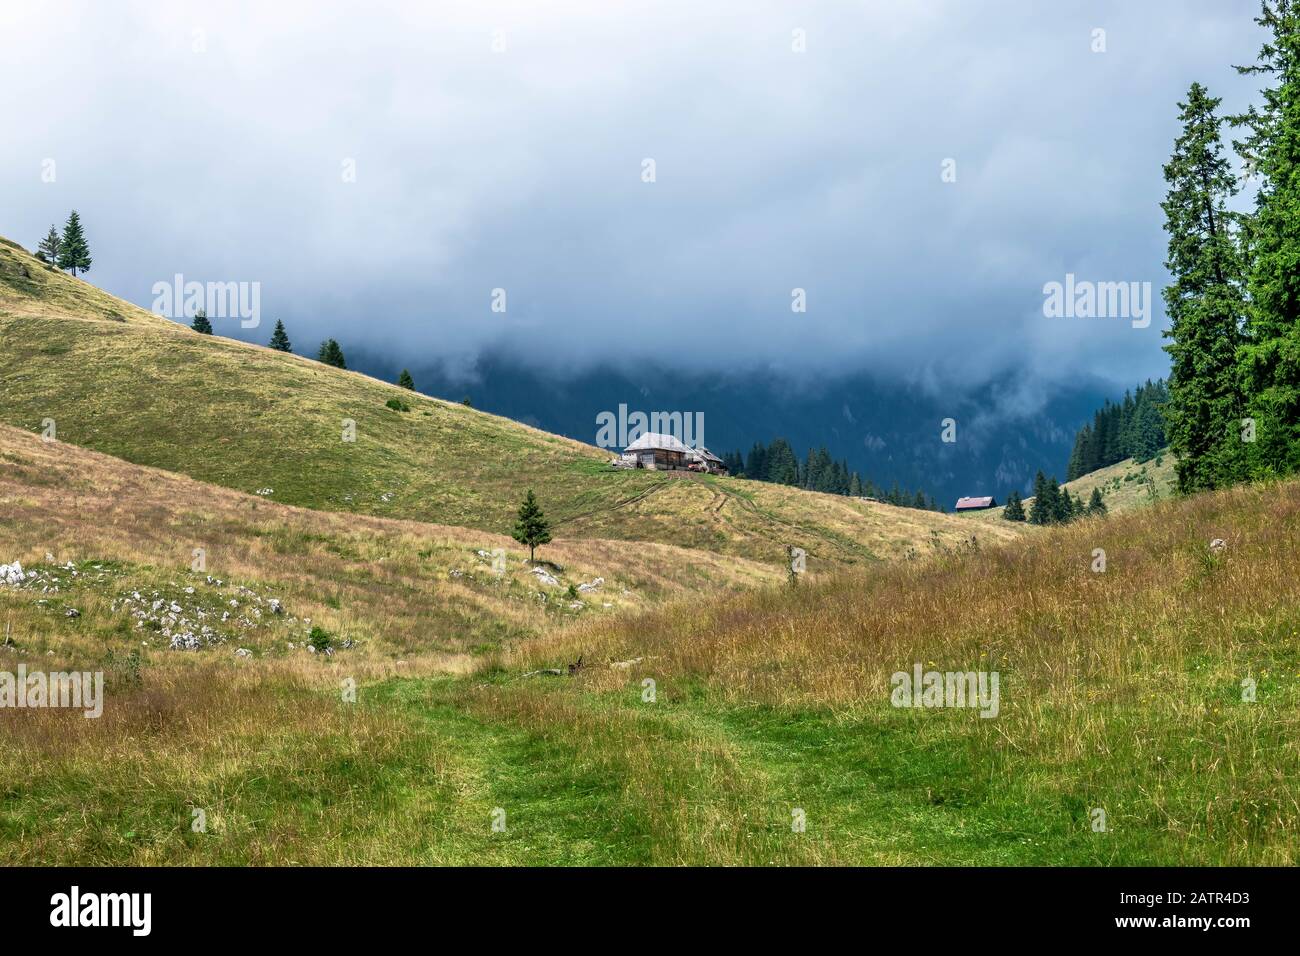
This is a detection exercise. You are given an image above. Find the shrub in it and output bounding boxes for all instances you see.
[308,626,333,652]
[386,397,410,412]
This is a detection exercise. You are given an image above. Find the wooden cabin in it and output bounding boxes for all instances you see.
[686,446,728,475]
[622,432,693,470]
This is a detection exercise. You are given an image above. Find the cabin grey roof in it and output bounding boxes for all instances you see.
[954,496,996,509]
[688,446,724,463]
[623,432,692,453]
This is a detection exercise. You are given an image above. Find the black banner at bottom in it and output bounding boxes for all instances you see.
[0,866,1279,942]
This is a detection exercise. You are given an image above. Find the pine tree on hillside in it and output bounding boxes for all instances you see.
[318,339,347,369]
[745,442,769,482]
[191,309,213,334]
[511,489,552,563]
[849,472,862,497]
[1088,488,1107,515]
[56,210,91,276]
[1002,491,1026,521]
[269,320,292,352]
[809,447,835,493]
[1066,426,1089,480]
[835,459,853,496]
[766,438,801,485]
[1126,381,1168,461]
[397,369,415,390]
[1232,1,1300,478]
[1162,82,1250,493]
[36,225,61,266]
[1028,471,1051,525]
[801,448,820,491]
[1047,478,1071,523]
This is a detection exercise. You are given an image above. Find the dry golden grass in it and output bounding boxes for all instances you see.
[0,423,781,665]
[514,478,1300,705]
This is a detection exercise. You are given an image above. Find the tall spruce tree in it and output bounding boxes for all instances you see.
[269,320,292,352]
[511,489,552,563]
[318,339,347,369]
[36,225,61,266]
[1088,487,1107,515]
[1028,471,1052,525]
[397,369,415,390]
[56,210,91,276]
[191,309,213,334]
[765,438,801,485]
[1047,478,1070,523]
[1233,1,1300,477]
[1162,82,1250,492]
[1002,491,1026,522]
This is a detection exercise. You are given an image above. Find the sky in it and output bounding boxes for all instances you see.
[0,0,1270,400]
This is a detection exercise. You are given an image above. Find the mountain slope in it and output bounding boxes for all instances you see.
[960,453,1177,527]
[5,443,1297,864]
[0,423,780,661]
[0,236,1020,565]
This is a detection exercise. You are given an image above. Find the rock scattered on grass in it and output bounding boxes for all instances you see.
[529,566,560,587]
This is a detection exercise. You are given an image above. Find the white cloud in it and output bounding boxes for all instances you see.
[0,0,1265,398]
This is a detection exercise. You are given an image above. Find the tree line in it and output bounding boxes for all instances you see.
[1002,475,1105,525]
[1160,2,1300,493]
[723,439,943,511]
[1066,379,1169,480]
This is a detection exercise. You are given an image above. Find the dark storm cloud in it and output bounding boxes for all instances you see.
[1,0,1265,399]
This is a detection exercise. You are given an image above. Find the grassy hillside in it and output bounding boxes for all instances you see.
[1064,452,1177,511]
[3,426,1297,862]
[961,453,1177,528]
[0,424,782,662]
[0,236,1016,567]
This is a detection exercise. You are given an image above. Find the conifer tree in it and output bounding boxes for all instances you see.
[765,439,800,485]
[56,210,91,276]
[1002,491,1026,521]
[318,339,347,369]
[397,369,415,390]
[1233,1,1300,478]
[1161,82,1250,492]
[36,225,61,266]
[511,489,552,563]
[1088,488,1107,515]
[1047,478,1070,523]
[269,320,292,352]
[191,309,213,334]
[1028,471,1051,525]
